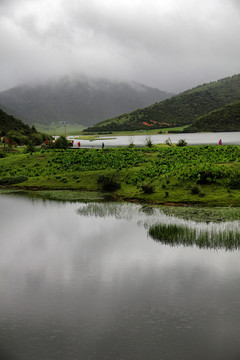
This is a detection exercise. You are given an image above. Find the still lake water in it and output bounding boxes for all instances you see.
[70,131,240,148]
[1,194,240,359]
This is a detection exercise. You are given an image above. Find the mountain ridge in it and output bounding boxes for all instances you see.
[0,76,172,127]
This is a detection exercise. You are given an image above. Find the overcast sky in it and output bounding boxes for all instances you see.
[0,0,240,93]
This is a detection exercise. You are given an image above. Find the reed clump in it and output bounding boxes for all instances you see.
[149,223,240,250]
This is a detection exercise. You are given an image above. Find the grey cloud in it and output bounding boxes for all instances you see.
[0,0,239,93]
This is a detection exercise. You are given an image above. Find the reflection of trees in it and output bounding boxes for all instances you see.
[149,223,240,250]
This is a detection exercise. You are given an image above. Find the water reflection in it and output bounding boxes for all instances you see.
[76,202,155,220]
[1,195,240,359]
[77,202,240,250]
[70,131,240,147]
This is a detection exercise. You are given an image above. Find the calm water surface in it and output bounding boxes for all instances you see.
[70,131,240,147]
[1,194,240,359]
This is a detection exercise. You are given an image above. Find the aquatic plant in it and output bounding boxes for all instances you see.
[176,139,188,147]
[148,223,240,250]
[165,137,173,147]
[145,137,153,148]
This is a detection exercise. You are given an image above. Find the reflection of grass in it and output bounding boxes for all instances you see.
[76,202,137,219]
[149,223,240,250]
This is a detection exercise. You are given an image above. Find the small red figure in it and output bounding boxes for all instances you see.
[78,142,81,147]
[218,139,222,145]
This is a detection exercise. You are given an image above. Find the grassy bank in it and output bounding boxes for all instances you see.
[81,126,187,137]
[1,145,240,206]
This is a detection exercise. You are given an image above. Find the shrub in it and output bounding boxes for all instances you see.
[190,185,200,194]
[97,174,121,191]
[140,183,155,194]
[0,176,28,185]
[54,136,69,149]
[228,177,240,189]
[128,141,135,148]
[176,139,188,147]
[25,140,36,154]
[165,137,172,147]
[145,137,153,148]
[196,170,221,184]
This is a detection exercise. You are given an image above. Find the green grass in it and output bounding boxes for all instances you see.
[1,145,240,206]
[35,122,188,137]
[34,123,85,136]
[82,126,187,136]
[160,206,240,222]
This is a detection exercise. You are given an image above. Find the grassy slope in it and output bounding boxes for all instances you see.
[186,100,240,132]
[84,74,240,132]
[1,145,240,206]
[0,108,32,135]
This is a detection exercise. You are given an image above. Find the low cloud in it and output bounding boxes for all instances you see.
[0,0,240,92]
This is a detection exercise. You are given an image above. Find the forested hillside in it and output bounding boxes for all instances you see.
[0,108,49,145]
[0,108,32,135]
[84,74,240,132]
[186,100,240,132]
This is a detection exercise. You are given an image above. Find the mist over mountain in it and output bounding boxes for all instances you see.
[0,76,171,127]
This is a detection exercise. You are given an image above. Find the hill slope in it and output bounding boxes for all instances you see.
[0,108,32,135]
[0,108,49,145]
[0,76,171,127]
[185,100,240,132]
[84,74,240,132]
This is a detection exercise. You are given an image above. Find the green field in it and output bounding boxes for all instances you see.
[34,123,85,136]
[35,123,187,137]
[1,144,240,206]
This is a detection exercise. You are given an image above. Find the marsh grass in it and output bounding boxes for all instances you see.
[161,206,240,222]
[149,223,240,250]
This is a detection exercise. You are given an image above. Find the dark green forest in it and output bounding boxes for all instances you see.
[186,100,240,132]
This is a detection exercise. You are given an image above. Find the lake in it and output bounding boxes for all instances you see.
[70,131,240,148]
[1,194,240,359]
